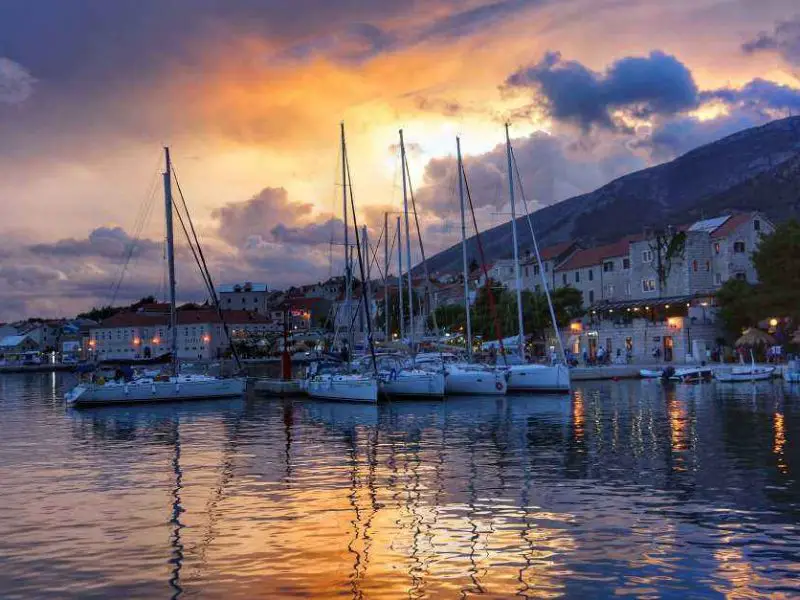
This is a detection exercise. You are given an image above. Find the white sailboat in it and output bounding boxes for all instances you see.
[66,149,245,407]
[500,124,570,393]
[416,353,508,395]
[714,351,775,382]
[306,123,378,403]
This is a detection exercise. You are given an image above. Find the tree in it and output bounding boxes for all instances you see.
[714,278,759,341]
[429,304,466,332]
[751,219,800,323]
[551,286,584,327]
[647,228,686,294]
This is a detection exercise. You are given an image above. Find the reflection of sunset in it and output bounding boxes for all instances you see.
[572,389,585,444]
[774,412,787,474]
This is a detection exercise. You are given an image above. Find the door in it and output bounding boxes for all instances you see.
[663,336,674,362]
[588,337,597,362]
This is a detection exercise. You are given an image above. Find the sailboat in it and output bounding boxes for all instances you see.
[375,129,445,399]
[307,123,379,403]
[413,136,507,396]
[498,125,570,393]
[65,149,245,407]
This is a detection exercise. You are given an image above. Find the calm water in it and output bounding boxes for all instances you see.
[1,374,799,599]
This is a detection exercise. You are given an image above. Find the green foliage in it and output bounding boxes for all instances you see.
[376,288,422,335]
[715,220,800,339]
[715,279,759,340]
[751,219,800,322]
[429,304,466,332]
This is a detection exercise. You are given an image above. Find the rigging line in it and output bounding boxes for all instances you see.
[344,145,378,375]
[170,169,215,299]
[510,143,568,363]
[172,167,242,370]
[403,152,439,337]
[110,175,159,306]
[367,224,386,281]
[462,161,508,365]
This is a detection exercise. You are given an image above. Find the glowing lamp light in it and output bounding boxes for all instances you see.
[609,309,614,313]
[152,337,160,345]
[132,337,141,346]
[667,317,682,329]
[202,334,211,343]
[686,303,691,307]
[633,307,640,312]
[88,340,96,347]
[570,322,582,333]
[665,304,670,309]
[769,318,779,327]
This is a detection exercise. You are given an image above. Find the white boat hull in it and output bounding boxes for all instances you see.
[640,369,664,378]
[306,375,378,403]
[505,364,570,393]
[714,367,775,382]
[445,365,507,395]
[66,377,245,406]
[670,367,713,383]
[379,371,445,398]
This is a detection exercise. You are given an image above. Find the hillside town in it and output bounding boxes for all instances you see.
[0,211,777,368]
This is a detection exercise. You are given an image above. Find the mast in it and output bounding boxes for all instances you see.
[456,137,473,361]
[505,124,526,361]
[400,130,414,353]
[384,211,389,341]
[397,216,405,341]
[163,147,178,373]
[341,122,352,364]
[362,224,371,335]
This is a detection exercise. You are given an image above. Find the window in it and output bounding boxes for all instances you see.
[706,260,710,272]
[535,284,541,292]
[588,269,593,281]
[603,261,614,273]
[714,273,722,285]
[588,290,594,303]
[545,263,549,272]
[242,298,246,304]
[692,260,698,272]
[642,250,654,263]
[754,219,760,231]
[254,297,258,303]
[604,284,614,297]
[533,265,540,275]
[735,272,747,281]
[623,258,630,270]
[562,273,567,285]
[575,271,580,283]
[227,298,231,304]
[713,242,720,254]
[642,279,656,292]
[625,282,631,297]
[734,241,746,253]
[524,267,529,278]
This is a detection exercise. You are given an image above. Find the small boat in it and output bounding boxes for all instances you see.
[379,367,445,399]
[639,368,664,378]
[66,374,245,407]
[714,366,775,382]
[504,362,571,393]
[669,366,713,383]
[306,372,378,403]
[415,353,507,395]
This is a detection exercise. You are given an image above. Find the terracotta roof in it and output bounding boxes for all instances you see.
[96,309,271,329]
[555,240,631,272]
[711,213,753,239]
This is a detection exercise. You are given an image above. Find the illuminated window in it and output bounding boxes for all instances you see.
[642,279,656,292]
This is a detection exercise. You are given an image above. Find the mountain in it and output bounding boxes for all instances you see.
[423,116,800,274]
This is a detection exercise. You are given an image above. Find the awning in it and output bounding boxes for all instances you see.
[587,294,712,313]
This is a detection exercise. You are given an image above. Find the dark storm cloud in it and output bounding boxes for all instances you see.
[703,78,800,113]
[742,15,800,66]
[29,226,162,261]
[416,0,545,41]
[505,50,699,131]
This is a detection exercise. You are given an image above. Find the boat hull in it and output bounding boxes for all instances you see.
[670,367,713,383]
[714,367,775,382]
[307,375,378,403]
[639,369,664,378]
[505,364,571,393]
[379,371,445,398]
[66,377,245,407]
[445,366,507,395]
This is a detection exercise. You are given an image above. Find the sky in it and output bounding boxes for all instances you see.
[0,0,799,321]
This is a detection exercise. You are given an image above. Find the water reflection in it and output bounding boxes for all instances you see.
[0,375,798,598]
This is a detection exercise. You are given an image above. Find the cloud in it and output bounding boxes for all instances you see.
[29,226,161,260]
[416,0,542,41]
[0,57,35,104]
[742,15,800,66]
[270,218,343,245]
[0,264,65,286]
[703,78,800,114]
[416,129,646,221]
[505,50,699,131]
[212,187,314,248]
[279,23,396,64]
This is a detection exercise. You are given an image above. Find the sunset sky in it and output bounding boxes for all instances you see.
[1,0,799,320]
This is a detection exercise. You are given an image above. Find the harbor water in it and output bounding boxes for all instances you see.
[1,372,798,598]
